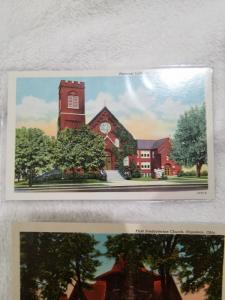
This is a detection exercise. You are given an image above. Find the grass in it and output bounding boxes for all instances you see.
[15,178,104,188]
[131,177,154,181]
[169,176,208,180]
[131,175,208,184]
[15,175,208,189]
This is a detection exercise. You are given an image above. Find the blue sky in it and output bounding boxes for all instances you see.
[16,70,205,105]
[94,233,114,276]
[15,68,208,139]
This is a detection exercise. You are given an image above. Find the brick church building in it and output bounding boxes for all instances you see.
[58,80,180,177]
[59,255,182,300]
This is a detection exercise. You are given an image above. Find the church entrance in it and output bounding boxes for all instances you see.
[105,151,112,170]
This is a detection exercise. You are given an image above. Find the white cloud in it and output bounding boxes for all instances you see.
[86,86,156,122]
[158,68,207,89]
[16,96,57,122]
[86,92,115,122]
[16,89,192,139]
[155,98,189,121]
[86,87,190,125]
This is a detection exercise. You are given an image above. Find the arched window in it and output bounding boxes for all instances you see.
[114,138,120,147]
[68,94,79,109]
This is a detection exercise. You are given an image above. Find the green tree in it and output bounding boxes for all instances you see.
[138,234,224,300]
[20,232,101,300]
[105,234,143,300]
[20,232,42,300]
[138,234,180,300]
[15,127,54,186]
[178,235,224,300]
[170,104,207,177]
[55,126,105,177]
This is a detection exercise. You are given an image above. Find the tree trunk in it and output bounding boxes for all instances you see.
[28,175,32,187]
[121,269,135,300]
[165,271,171,300]
[75,263,87,300]
[196,161,202,177]
[160,267,169,300]
[77,284,87,300]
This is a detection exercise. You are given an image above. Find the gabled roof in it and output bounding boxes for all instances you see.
[95,255,160,281]
[66,255,182,300]
[88,106,134,138]
[68,281,106,300]
[137,138,169,150]
[153,138,169,148]
[137,140,156,150]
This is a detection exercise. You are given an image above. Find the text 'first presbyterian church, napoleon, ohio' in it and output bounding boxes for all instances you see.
[58,80,181,177]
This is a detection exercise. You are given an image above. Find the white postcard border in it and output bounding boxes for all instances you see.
[5,68,215,201]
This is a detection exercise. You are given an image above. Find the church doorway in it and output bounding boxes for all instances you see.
[164,164,172,176]
[105,151,112,170]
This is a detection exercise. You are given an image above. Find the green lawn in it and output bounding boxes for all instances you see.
[15,178,104,188]
[131,175,208,184]
[131,177,154,182]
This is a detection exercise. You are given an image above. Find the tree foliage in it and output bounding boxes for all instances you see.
[106,233,224,300]
[106,234,143,300]
[20,232,42,300]
[178,235,224,300]
[15,127,54,186]
[20,232,101,300]
[55,126,105,175]
[170,104,207,177]
[20,231,224,300]
[137,234,180,299]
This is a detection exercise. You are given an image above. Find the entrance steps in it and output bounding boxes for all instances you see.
[105,170,125,182]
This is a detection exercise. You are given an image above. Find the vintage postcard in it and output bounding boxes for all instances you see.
[5,68,214,200]
[12,222,225,300]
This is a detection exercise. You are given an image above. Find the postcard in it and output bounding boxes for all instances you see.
[12,222,225,300]
[5,68,214,200]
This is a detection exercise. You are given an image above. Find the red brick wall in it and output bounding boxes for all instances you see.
[89,108,120,170]
[131,138,181,176]
[58,80,85,130]
[157,139,181,175]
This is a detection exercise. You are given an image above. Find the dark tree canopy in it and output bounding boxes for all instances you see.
[106,233,224,300]
[20,232,101,300]
[178,235,224,300]
[20,230,224,300]
[137,234,180,300]
[170,104,207,177]
[106,234,144,300]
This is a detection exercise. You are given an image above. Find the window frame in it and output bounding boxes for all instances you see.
[68,95,79,109]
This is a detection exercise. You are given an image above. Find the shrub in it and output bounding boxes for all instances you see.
[177,170,185,177]
[161,174,168,180]
[132,169,141,178]
[201,170,208,176]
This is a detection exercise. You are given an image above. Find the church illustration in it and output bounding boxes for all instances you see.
[58,80,180,177]
[59,255,182,300]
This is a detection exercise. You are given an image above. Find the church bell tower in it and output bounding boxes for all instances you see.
[58,80,85,131]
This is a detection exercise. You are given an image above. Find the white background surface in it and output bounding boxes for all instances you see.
[0,0,225,298]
